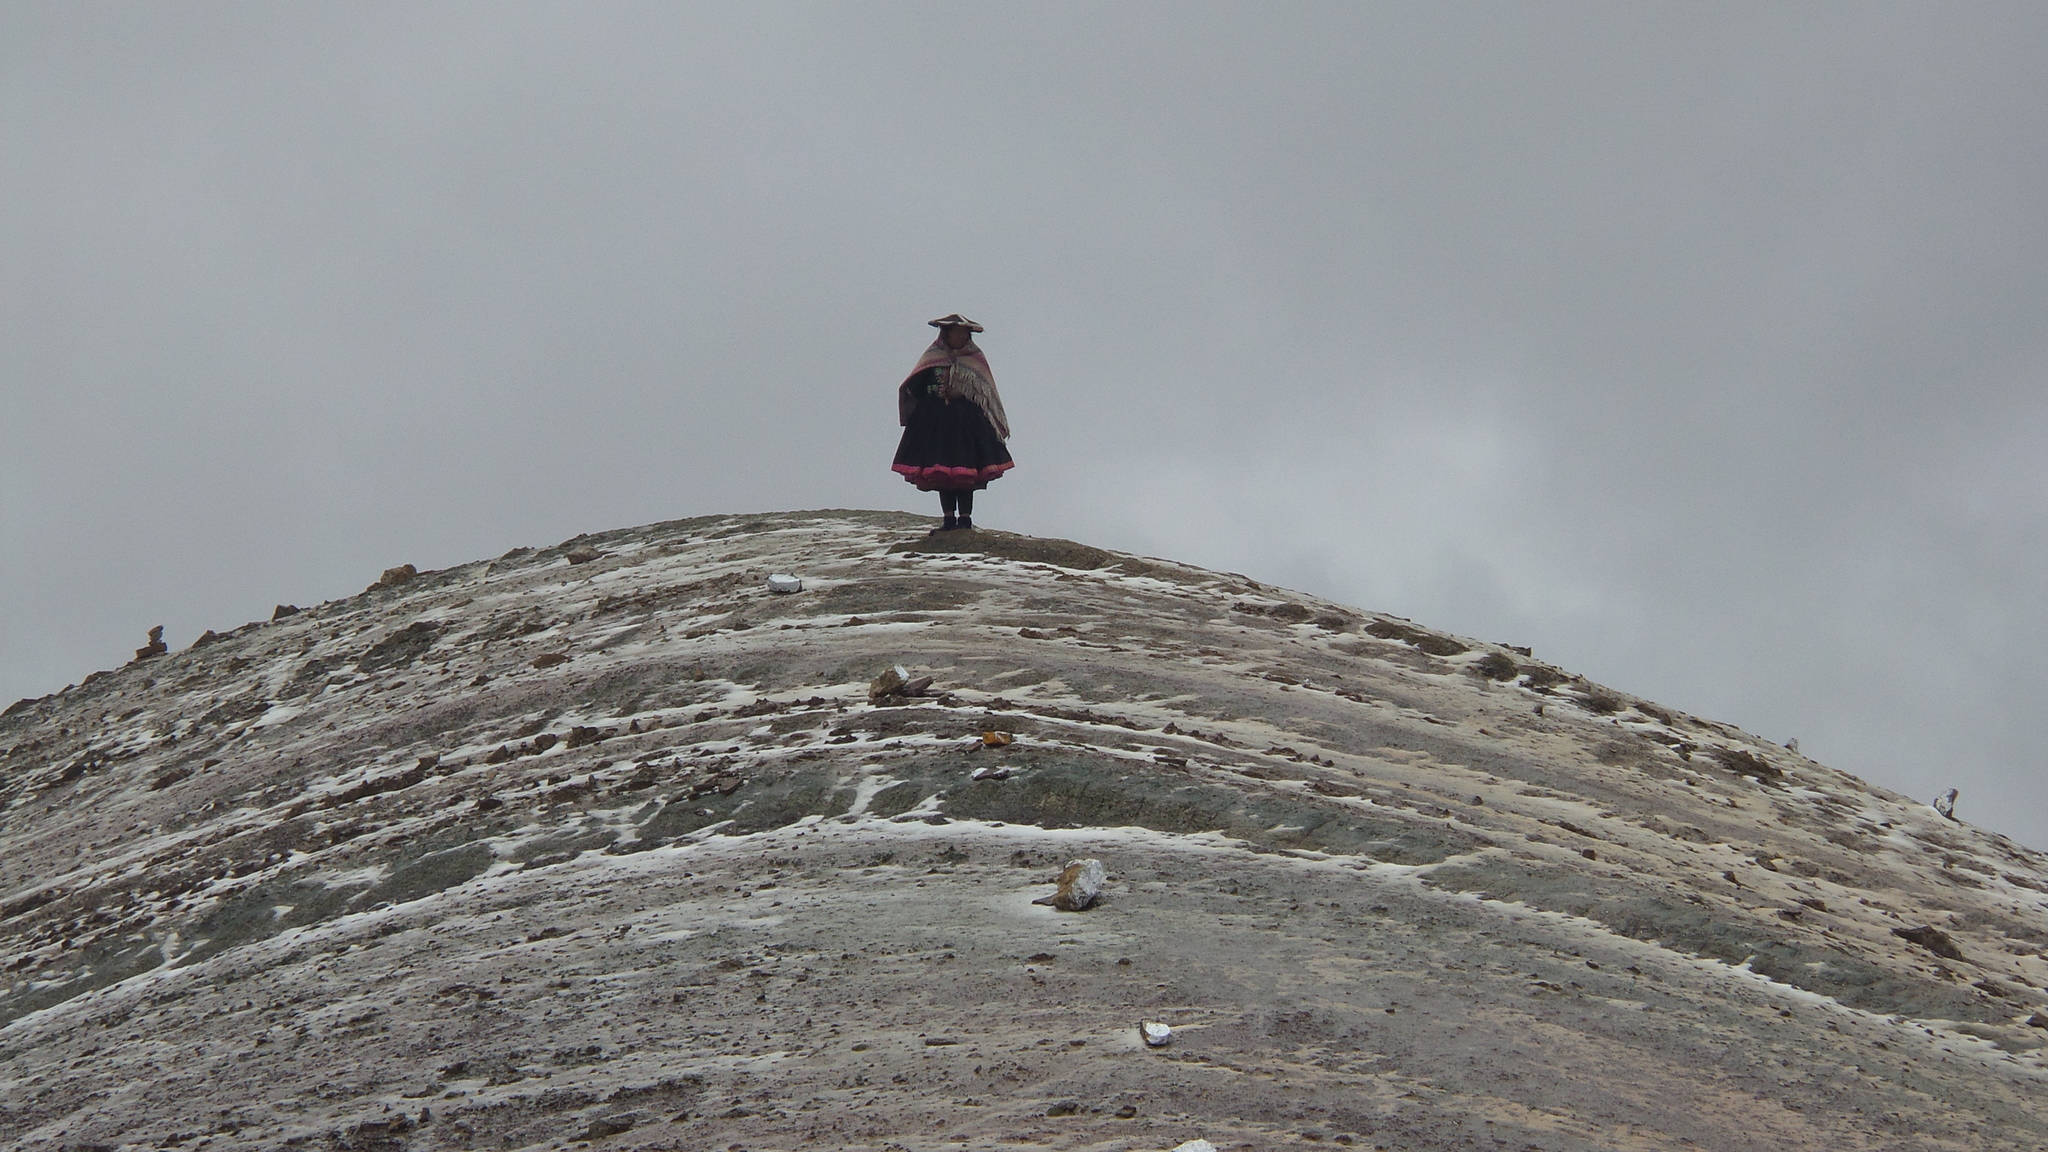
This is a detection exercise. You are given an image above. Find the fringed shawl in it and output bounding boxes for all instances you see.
[898,337,1010,440]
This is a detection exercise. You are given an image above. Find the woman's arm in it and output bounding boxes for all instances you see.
[898,368,939,425]
[902,367,952,422]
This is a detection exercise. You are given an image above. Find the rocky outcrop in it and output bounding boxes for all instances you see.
[0,510,2045,1150]
[131,623,167,662]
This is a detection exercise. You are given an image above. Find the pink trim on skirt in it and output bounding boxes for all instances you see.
[893,461,1014,491]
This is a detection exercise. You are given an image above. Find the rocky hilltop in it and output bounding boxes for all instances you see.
[3,509,2046,1150]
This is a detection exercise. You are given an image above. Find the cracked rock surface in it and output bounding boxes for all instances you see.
[3,509,2047,1149]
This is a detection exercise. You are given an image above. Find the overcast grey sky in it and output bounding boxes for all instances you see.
[5,4,2045,845]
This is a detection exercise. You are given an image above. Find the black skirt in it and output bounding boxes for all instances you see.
[892,369,1014,491]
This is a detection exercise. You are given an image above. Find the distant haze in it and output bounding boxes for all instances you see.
[4,6,2045,845]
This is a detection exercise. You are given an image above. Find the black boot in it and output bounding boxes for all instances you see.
[957,515,973,531]
[930,515,957,535]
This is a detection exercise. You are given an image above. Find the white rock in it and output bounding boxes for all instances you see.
[1141,1020,1173,1047]
[1933,788,1958,820]
[1031,858,1106,911]
[766,573,804,593]
[1170,1141,1218,1152]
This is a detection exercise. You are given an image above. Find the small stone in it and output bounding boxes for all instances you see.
[272,604,300,620]
[566,548,603,565]
[766,573,804,593]
[1044,1099,1080,1117]
[970,765,1013,781]
[2025,1013,2048,1028]
[1032,859,1106,912]
[531,653,570,670]
[133,625,168,663]
[1115,1104,1137,1118]
[377,563,418,588]
[1892,924,1965,960]
[1171,1141,1218,1152]
[1581,848,1597,861]
[1141,1021,1173,1047]
[869,666,907,701]
[1933,788,1958,821]
[923,1036,959,1046]
[189,629,223,650]
[980,731,1014,747]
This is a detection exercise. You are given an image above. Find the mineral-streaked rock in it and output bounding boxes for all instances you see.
[1033,858,1107,911]
[2,509,2046,1150]
[1936,786,1960,820]
[1141,1020,1174,1046]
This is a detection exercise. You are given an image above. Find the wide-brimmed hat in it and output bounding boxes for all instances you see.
[927,313,984,332]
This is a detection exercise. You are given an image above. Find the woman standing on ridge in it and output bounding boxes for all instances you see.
[892,313,1013,532]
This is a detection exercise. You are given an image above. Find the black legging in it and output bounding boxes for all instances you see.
[939,489,974,518]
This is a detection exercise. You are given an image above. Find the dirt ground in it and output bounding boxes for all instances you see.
[2,510,2045,1150]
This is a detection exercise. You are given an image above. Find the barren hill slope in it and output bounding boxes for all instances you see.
[3,509,2046,1150]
